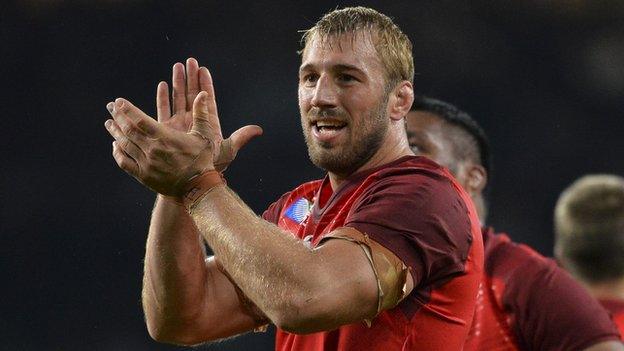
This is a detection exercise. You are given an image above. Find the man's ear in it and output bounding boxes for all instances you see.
[466,164,487,194]
[388,81,414,121]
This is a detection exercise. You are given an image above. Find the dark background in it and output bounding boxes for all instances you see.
[1,0,623,349]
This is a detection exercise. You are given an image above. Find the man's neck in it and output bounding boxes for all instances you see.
[328,136,412,190]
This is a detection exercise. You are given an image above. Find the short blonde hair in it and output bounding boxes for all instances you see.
[555,174,624,283]
[301,7,414,90]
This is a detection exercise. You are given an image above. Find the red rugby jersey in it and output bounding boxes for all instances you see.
[464,228,621,350]
[262,156,483,351]
[600,299,624,337]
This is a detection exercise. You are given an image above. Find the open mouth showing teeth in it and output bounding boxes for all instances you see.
[313,121,347,131]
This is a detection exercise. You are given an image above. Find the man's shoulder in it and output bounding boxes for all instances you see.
[484,228,552,278]
[362,156,460,196]
[371,155,450,178]
[473,229,622,350]
[483,227,587,307]
[482,228,623,348]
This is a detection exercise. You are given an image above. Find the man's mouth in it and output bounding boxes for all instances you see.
[311,119,348,143]
[312,120,347,132]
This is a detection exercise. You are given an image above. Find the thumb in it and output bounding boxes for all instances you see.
[229,125,263,153]
[213,125,262,172]
[190,91,213,138]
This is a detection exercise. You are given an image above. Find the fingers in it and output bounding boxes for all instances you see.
[172,62,186,115]
[190,91,212,137]
[156,81,171,123]
[198,68,221,135]
[186,58,200,108]
[105,118,145,162]
[213,125,263,172]
[112,140,140,176]
[191,91,222,139]
[229,125,263,152]
[198,67,217,116]
[198,66,211,92]
[111,98,160,137]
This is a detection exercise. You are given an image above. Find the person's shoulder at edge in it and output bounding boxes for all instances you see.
[481,228,555,277]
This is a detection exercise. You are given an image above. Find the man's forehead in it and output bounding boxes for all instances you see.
[300,31,379,68]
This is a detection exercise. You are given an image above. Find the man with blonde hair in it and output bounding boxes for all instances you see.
[556,174,624,334]
[104,6,483,350]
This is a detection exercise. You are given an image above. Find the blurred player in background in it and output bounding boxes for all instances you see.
[555,174,624,334]
[406,96,623,350]
[104,7,484,350]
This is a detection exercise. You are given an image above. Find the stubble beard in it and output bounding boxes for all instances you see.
[302,97,389,177]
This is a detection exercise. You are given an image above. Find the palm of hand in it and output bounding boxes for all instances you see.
[162,110,193,133]
[153,58,260,174]
[155,61,226,170]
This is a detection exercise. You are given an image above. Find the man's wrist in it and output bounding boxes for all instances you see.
[166,170,226,210]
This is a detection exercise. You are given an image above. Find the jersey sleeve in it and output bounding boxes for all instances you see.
[503,248,621,350]
[343,170,475,287]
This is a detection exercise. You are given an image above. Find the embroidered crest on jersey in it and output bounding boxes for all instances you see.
[284,197,312,224]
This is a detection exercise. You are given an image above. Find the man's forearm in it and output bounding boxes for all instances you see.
[191,186,323,324]
[143,196,209,337]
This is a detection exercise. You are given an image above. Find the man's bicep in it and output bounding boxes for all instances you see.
[345,174,475,288]
[317,227,414,322]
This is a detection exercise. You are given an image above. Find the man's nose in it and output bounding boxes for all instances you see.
[311,75,337,108]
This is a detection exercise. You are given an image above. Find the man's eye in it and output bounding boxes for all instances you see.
[302,74,318,84]
[337,74,356,83]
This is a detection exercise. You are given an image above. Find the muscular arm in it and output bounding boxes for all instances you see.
[190,186,385,334]
[106,63,408,342]
[126,59,261,345]
[142,196,260,345]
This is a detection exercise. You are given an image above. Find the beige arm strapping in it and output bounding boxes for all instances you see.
[319,227,411,325]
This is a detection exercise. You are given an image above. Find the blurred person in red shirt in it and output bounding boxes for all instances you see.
[555,174,624,335]
[406,96,622,350]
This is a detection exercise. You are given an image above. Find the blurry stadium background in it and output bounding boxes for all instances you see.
[1,0,623,349]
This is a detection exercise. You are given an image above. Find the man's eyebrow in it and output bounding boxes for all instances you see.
[299,63,315,73]
[299,63,363,73]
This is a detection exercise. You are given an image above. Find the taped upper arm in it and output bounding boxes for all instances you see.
[318,227,415,323]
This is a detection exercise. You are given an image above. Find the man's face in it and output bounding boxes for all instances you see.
[298,32,390,176]
[405,111,467,186]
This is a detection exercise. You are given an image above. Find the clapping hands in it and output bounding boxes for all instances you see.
[104,58,262,197]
